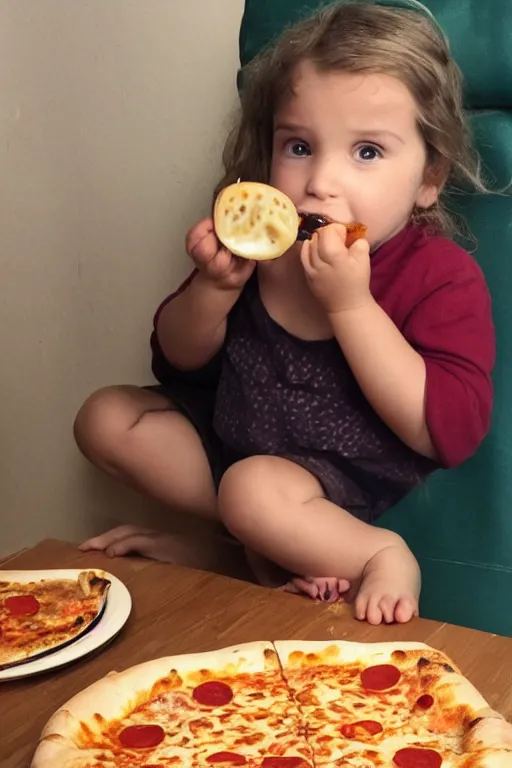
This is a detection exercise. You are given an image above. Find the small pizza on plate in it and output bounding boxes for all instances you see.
[31,639,512,768]
[0,569,110,668]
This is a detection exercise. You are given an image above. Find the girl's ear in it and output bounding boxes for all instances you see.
[416,157,450,209]
[416,182,439,210]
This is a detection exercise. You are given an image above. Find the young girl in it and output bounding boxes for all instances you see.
[75,2,495,625]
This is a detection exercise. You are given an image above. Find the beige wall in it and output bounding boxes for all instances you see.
[0,0,244,555]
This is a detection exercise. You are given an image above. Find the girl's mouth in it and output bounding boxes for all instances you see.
[297,213,367,246]
[297,212,332,241]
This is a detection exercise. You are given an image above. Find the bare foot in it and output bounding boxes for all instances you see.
[354,543,420,625]
[80,525,170,558]
[284,576,350,602]
[245,549,350,603]
[79,525,251,580]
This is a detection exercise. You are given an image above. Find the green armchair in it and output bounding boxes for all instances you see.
[238,0,512,635]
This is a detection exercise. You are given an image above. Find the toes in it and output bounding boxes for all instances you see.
[305,577,343,602]
[105,534,150,558]
[355,590,385,625]
[395,596,419,624]
[105,531,163,558]
[366,595,384,625]
[354,591,370,621]
[79,534,115,552]
[286,576,351,603]
[311,577,352,602]
[105,532,181,561]
[79,525,147,551]
[321,578,340,602]
[284,576,350,603]
[355,591,418,625]
[379,595,396,624]
[288,577,321,600]
[283,581,303,595]
[287,577,339,602]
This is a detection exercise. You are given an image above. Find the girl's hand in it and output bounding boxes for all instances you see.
[301,223,372,314]
[186,217,255,291]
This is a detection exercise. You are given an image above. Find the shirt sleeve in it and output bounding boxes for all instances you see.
[150,269,222,389]
[403,261,495,468]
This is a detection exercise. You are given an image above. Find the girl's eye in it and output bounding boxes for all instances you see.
[284,140,311,157]
[355,144,383,162]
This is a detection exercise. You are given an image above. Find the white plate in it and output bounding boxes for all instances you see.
[0,568,132,681]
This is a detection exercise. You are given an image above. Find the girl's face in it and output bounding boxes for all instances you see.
[270,62,439,249]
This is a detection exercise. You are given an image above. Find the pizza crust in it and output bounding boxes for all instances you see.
[466,708,512,751]
[77,570,110,598]
[31,736,100,768]
[463,711,512,768]
[425,665,490,716]
[274,639,432,667]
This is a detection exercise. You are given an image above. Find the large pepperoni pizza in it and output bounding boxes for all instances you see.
[31,640,512,768]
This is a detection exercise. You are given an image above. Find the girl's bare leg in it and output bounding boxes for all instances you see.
[74,386,249,579]
[218,456,420,625]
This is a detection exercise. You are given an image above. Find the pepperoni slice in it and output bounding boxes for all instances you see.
[206,753,247,765]
[341,720,383,739]
[361,664,401,691]
[118,724,165,749]
[262,758,311,768]
[416,694,434,710]
[193,681,233,707]
[393,747,442,768]
[5,595,40,616]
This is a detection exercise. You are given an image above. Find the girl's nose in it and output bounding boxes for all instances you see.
[305,154,343,200]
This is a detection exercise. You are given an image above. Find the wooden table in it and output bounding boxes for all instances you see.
[3,539,512,768]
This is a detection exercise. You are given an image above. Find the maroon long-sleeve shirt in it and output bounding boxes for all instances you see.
[151,225,494,520]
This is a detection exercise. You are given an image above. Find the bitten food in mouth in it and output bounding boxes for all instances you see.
[298,213,367,247]
[214,181,366,260]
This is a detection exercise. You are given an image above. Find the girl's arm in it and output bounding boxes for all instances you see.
[155,216,255,372]
[302,224,494,467]
[329,300,436,459]
[156,272,242,371]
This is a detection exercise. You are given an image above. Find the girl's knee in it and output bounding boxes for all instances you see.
[73,385,146,461]
[218,456,286,535]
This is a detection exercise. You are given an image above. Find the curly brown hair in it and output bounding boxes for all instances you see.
[215,1,487,236]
